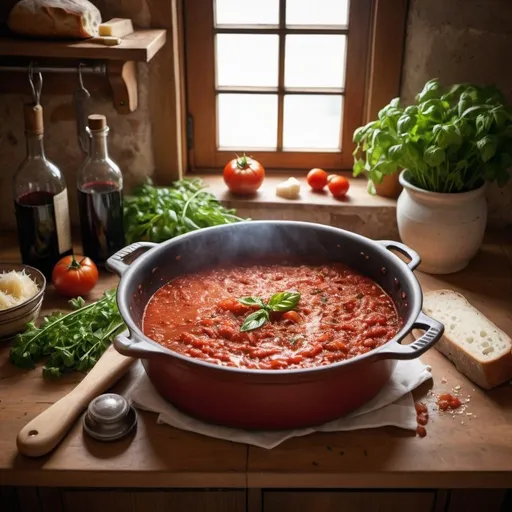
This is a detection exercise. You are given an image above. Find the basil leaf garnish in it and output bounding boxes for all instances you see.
[240,309,270,332]
[237,291,301,332]
[238,296,266,308]
[268,291,301,312]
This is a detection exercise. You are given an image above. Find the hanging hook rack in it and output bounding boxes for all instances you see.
[75,63,92,153]
[78,62,87,89]
[27,62,43,105]
[0,60,136,114]
[0,28,166,114]
[2,62,107,76]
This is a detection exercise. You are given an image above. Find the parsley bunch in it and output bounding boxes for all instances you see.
[124,178,247,244]
[10,290,125,378]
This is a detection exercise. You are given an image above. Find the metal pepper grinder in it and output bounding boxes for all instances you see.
[83,393,137,442]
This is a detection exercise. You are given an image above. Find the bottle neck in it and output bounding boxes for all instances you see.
[26,132,45,159]
[89,129,109,160]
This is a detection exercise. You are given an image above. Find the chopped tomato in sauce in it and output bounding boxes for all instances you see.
[414,401,429,436]
[437,393,462,411]
[415,401,428,415]
[417,412,429,426]
[142,262,401,370]
[416,425,427,437]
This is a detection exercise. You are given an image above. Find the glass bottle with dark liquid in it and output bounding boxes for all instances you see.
[77,114,124,265]
[13,103,72,279]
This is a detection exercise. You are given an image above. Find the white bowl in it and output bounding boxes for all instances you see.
[0,263,46,340]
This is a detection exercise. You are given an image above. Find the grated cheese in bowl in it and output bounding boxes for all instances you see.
[0,270,39,310]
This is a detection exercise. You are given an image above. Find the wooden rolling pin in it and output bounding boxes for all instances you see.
[17,345,134,458]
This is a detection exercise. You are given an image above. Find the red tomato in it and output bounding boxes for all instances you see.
[328,176,350,198]
[282,311,301,323]
[223,154,265,195]
[307,168,328,190]
[52,255,99,298]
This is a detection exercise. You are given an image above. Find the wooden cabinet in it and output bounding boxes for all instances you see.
[61,490,245,512]
[1,488,246,512]
[447,490,509,512]
[1,487,509,512]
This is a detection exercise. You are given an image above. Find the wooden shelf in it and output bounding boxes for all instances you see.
[0,29,166,62]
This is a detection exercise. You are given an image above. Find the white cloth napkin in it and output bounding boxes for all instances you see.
[126,359,432,449]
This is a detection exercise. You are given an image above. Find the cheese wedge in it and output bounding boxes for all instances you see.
[99,18,133,38]
[91,36,121,46]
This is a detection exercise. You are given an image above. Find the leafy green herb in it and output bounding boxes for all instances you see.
[353,79,512,193]
[311,288,322,295]
[356,292,365,299]
[9,290,125,378]
[124,178,247,244]
[289,335,304,345]
[267,292,301,312]
[320,295,329,304]
[238,291,301,332]
[240,309,270,332]
[238,296,266,308]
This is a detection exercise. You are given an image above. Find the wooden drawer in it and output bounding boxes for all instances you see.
[263,490,436,512]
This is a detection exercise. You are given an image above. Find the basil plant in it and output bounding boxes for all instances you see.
[352,79,512,193]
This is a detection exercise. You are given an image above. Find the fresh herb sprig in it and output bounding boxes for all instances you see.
[124,178,247,244]
[9,290,125,378]
[353,79,512,193]
[238,292,301,332]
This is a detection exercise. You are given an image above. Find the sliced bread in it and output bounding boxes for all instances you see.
[421,289,512,390]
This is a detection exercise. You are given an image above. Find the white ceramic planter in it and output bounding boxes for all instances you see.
[396,171,487,274]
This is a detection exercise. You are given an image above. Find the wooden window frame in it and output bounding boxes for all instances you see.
[182,0,408,173]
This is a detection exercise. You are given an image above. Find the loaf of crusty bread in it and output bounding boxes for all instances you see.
[8,0,101,39]
[422,290,512,390]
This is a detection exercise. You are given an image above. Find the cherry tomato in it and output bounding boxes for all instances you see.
[223,154,265,195]
[328,176,350,198]
[52,255,99,298]
[327,174,338,183]
[307,168,328,190]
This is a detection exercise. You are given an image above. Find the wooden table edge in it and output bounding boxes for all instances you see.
[245,471,512,489]
[0,469,247,488]
[3,469,512,489]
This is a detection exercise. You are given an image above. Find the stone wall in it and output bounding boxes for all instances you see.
[0,0,177,230]
[401,0,512,227]
[0,0,511,230]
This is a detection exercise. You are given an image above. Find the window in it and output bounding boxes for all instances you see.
[183,0,406,172]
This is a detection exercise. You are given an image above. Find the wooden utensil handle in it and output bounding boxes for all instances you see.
[17,345,134,458]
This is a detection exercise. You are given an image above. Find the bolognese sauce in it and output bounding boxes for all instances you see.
[142,262,401,370]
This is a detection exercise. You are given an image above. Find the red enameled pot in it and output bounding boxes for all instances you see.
[107,221,443,429]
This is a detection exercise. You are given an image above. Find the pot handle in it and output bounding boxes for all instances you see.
[374,312,444,360]
[114,333,168,359]
[106,242,158,277]
[377,240,421,271]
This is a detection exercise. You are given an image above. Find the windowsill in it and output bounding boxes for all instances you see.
[200,174,397,211]
[199,174,399,240]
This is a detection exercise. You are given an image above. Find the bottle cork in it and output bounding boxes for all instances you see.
[88,114,107,131]
[24,103,44,135]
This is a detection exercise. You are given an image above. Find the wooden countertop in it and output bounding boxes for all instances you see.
[1,230,512,489]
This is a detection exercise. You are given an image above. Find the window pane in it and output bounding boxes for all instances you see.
[215,0,279,25]
[285,35,346,88]
[216,35,279,87]
[218,94,278,148]
[283,95,343,150]
[286,0,349,26]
